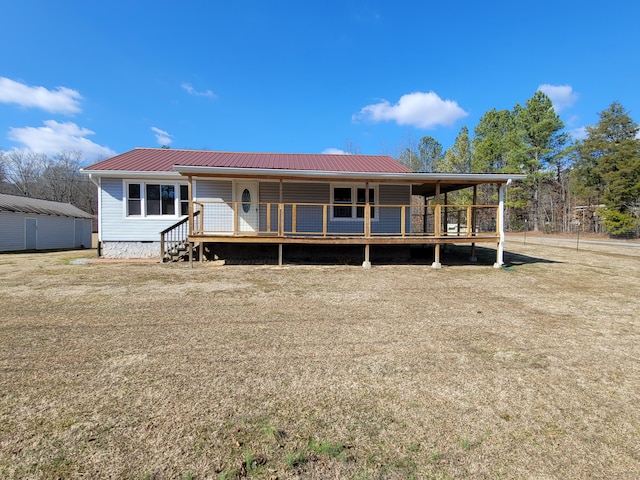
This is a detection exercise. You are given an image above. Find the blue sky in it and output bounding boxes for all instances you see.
[1,1,639,164]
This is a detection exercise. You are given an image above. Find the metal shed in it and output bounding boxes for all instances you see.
[0,193,93,252]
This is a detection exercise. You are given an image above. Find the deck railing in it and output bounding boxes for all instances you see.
[190,201,499,238]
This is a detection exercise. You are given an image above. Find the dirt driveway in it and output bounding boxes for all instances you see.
[0,242,638,479]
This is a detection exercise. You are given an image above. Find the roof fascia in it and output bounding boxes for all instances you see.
[172,165,527,184]
[79,169,180,179]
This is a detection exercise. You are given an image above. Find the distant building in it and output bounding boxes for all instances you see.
[0,193,93,252]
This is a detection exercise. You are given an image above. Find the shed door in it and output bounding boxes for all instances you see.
[235,181,259,232]
[25,218,37,250]
[74,219,84,248]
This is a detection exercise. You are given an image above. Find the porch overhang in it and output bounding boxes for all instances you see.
[172,165,526,197]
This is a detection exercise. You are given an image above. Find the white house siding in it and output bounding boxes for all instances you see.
[195,179,233,232]
[99,176,188,258]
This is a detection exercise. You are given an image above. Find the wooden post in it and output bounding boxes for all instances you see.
[322,204,327,237]
[266,203,271,233]
[401,206,406,237]
[363,243,371,269]
[432,182,442,269]
[494,182,506,268]
[278,179,283,259]
[292,204,297,233]
[364,181,370,237]
[160,234,165,263]
[187,176,194,235]
[470,185,477,262]
[233,200,239,233]
[188,242,193,268]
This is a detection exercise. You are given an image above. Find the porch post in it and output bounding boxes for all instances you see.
[494,182,507,268]
[363,181,372,268]
[187,175,194,235]
[470,185,477,262]
[432,182,442,269]
[278,179,283,260]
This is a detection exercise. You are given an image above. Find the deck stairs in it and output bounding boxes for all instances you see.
[160,211,201,263]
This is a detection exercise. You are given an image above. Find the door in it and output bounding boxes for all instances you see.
[74,219,85,248]
[25,218,37,250]
[235,181,259,232]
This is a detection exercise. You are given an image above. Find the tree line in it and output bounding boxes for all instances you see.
[1,92,638,238]
[0,150,97,217]
[397,93,640,237]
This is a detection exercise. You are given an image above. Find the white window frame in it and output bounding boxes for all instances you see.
[124,180,189,218]
[330,183,378,221]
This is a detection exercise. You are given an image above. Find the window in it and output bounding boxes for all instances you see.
[125,182,188,217]
[127,183,142,216]
[356,187,375,218]
[331,185,376,220]
[180,185,189,216]
[333,187,352,218]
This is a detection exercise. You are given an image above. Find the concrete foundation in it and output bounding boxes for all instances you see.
[100,241,159,259]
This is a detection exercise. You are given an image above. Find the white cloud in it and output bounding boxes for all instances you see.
[8,120,115,160]
[538,84,578,112]
[181,82,216,98]
[0,77,83,114]
[322,148,349,155]
[569,126,588,140]
[151,126,173,146]
[353,91,468,129]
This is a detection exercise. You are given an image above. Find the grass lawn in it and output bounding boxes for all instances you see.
[0,241,638,479]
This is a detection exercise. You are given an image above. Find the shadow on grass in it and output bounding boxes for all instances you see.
[438,244,560,267]
[204,243,559,267]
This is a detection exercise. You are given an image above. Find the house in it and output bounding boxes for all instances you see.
[0,193,93,252]
[82,148,525,267]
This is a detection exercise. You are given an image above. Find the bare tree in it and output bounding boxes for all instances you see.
[41,151,96,214]
[3,149,47,197]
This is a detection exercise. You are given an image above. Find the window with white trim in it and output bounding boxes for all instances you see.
[125,182,189,217]
[331,185,376,220]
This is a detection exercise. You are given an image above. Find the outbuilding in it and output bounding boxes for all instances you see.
[0,193,93,252]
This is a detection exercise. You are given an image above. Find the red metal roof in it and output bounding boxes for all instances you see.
[83,148,412,174]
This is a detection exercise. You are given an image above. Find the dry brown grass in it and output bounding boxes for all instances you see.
[1,242,639,479]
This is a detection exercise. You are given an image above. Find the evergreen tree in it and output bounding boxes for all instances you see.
[574,102,640,236]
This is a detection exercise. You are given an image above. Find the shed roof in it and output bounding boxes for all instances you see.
[0,193,93,219]
[83,148,413,174]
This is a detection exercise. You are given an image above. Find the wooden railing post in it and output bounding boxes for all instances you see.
[292,204,297,233]
[266,203,271,233]
[401,206,406,237]
[322,204,327,237]
[233,202,238,233]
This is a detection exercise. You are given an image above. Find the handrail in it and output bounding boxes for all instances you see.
[189,201,499,239]
[160,210,201,261]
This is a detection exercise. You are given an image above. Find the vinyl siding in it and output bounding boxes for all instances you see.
[0,212,26,251]
[195,179,233,232]
[100,176,188,241]
[0,212,92,251]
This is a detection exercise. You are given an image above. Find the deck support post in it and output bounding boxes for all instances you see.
[432,243,441,269]
[363,243,371,269]
[188,242,193,268]
[278,243,283,266]
[470,185,477,262]
[432,182,442,269]
[494,181,508,268]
